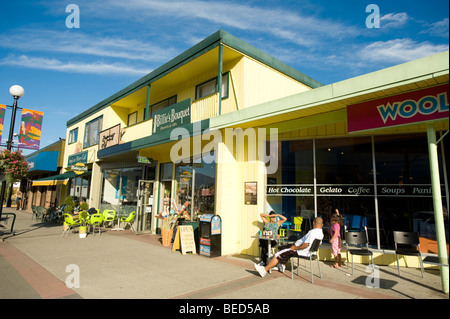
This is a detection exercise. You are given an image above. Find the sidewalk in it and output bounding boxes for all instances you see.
[0,208,448,300]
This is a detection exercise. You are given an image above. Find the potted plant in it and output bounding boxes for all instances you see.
[160,213,178,247]
[78,201,89,238]
[80,201,89,211]
[64,196,75,214]
[78,210,89,238]
[62,196,75,232]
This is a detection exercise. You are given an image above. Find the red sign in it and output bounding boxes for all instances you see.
[347,84,449,133]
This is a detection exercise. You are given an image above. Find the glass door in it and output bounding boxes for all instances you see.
[136,180,154,233]
[175,164,193,219]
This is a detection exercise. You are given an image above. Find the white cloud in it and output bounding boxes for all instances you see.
[359,38,449,63]
[0,54,151,75]
[380,12,409,29]
[86,0,360,47]
[420,18,449,37]
[0,30,178,62]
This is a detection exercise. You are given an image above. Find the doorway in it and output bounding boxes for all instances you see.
[136,180,155,233]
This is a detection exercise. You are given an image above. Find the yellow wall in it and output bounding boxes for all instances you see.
[215,128,267,256]
[242,57,311,108]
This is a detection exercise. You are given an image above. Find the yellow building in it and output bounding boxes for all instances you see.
[61,31,449,265]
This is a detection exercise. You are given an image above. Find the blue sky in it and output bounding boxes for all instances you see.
[0,0,448,155]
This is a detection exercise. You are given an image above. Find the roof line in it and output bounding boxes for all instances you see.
[210,50,449,130]
[66,30,322,127]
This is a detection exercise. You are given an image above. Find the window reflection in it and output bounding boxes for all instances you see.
[266,134,448,250]
[175,154,216,221]
[100,167,142,214]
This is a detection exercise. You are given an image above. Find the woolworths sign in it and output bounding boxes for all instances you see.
[152,99,191,134]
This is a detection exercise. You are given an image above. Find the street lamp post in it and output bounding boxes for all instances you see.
[0,85,25,221]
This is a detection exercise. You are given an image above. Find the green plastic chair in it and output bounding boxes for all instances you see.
[61,213,81,237]
[36,206,46,222]
[120,211,136,232]
[88,213,103,236]
[31,205,38,220]
[102,209,116,228]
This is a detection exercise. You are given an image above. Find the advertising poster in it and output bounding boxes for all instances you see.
[245,182,257,205]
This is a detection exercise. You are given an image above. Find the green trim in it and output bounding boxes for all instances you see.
[67,33,222,127]
[220,31,322,89]
[67,30,322,127]
[97,119,210,159]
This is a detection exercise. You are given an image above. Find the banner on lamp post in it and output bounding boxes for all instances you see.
[18,109,44,150]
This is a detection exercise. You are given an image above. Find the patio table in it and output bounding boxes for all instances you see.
[251,235,288,272]
[111,212,125,231]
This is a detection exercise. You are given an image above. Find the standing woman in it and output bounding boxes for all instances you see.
[15,191,22,210]
[259,211,287,266]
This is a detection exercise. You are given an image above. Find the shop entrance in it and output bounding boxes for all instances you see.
[136,180,154,233]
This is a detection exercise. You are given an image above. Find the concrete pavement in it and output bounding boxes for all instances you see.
[1,208,448,302]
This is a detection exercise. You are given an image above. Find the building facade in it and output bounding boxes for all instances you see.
[24,139,66,210]
[61,30,449,261]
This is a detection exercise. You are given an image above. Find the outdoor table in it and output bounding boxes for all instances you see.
[251,235,288,272]
[111,212,125,231]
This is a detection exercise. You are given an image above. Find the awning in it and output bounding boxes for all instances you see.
[32,171,91,186]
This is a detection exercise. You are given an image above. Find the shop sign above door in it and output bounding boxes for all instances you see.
[68,150,88,166]
[152,99,191,134]
[347,84,449,133]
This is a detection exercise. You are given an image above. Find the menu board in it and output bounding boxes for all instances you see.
[178,225,196,255]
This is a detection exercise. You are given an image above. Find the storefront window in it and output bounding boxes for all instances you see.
[267,140,314,229]
[315,137,375,241]
[266,134,448,249]
[175,164,193,218]
[315,137,373,184]
[100,167,142,214]
[69,175,91,206]
[193,161,216,215]
[174,154,216,220]
[374,134,449,249]
[159,163,173,216]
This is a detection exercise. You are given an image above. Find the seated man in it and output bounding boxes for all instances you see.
[254,217,324,277]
